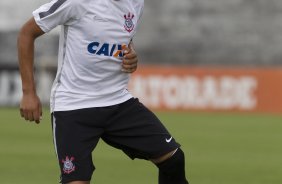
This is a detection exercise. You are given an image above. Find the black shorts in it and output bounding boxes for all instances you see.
[51,98,180,183]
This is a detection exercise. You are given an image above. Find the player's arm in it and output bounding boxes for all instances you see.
[122,40,138,73]
[17,17,45,124]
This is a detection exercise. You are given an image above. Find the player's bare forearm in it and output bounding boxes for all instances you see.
[18,18,45,123]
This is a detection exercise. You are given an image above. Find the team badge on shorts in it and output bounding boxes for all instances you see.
[124,13,135,33]
[62,156,75,174]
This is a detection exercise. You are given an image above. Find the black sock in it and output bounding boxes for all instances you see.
[156,149,189,184]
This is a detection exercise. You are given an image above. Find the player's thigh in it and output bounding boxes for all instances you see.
[102,98,180,160]
[52,109,103,183]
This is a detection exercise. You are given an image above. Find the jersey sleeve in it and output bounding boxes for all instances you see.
[32,0,86,32]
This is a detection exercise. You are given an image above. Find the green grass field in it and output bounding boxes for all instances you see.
[0,108,281,184]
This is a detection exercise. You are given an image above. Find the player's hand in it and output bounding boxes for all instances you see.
[122,41,138,73]
[20,92,42,124]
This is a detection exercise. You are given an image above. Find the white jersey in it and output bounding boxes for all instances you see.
[33,0,144,112]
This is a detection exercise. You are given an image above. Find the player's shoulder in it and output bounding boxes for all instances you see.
[67,0,92,13]
[69,0,94,5]
[132,0,144,6]
[65,0,80,6]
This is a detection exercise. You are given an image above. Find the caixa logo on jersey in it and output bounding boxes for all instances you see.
[87,42,126,59]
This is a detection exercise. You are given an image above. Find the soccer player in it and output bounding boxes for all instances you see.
[18,0,189,184]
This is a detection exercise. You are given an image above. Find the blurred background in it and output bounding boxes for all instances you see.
[0,0,282,184]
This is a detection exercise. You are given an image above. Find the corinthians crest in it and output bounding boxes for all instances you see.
[62,156,75,174]
[124,12,135,33]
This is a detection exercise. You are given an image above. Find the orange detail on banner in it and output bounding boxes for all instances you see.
[129,66,282,113]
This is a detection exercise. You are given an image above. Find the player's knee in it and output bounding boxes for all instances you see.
[159,148,185,168]
[156,148,189,183]
[156,148,186,177]
[66,181,90,184]
[151,149,178,164]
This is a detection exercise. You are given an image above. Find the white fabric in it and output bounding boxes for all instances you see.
[52,115,58,158]
[33,0,144,112]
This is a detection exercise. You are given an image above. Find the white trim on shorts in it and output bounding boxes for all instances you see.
[52,115,59,159]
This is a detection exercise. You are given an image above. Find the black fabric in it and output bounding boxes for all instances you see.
[157,148,189,184]
[52,98,180,183]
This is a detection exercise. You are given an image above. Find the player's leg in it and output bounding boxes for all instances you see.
[51,109,103,184]
[67,181,90,184]
[152,148,188,184]
[101,98,189,184]
[151,149,177,164]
